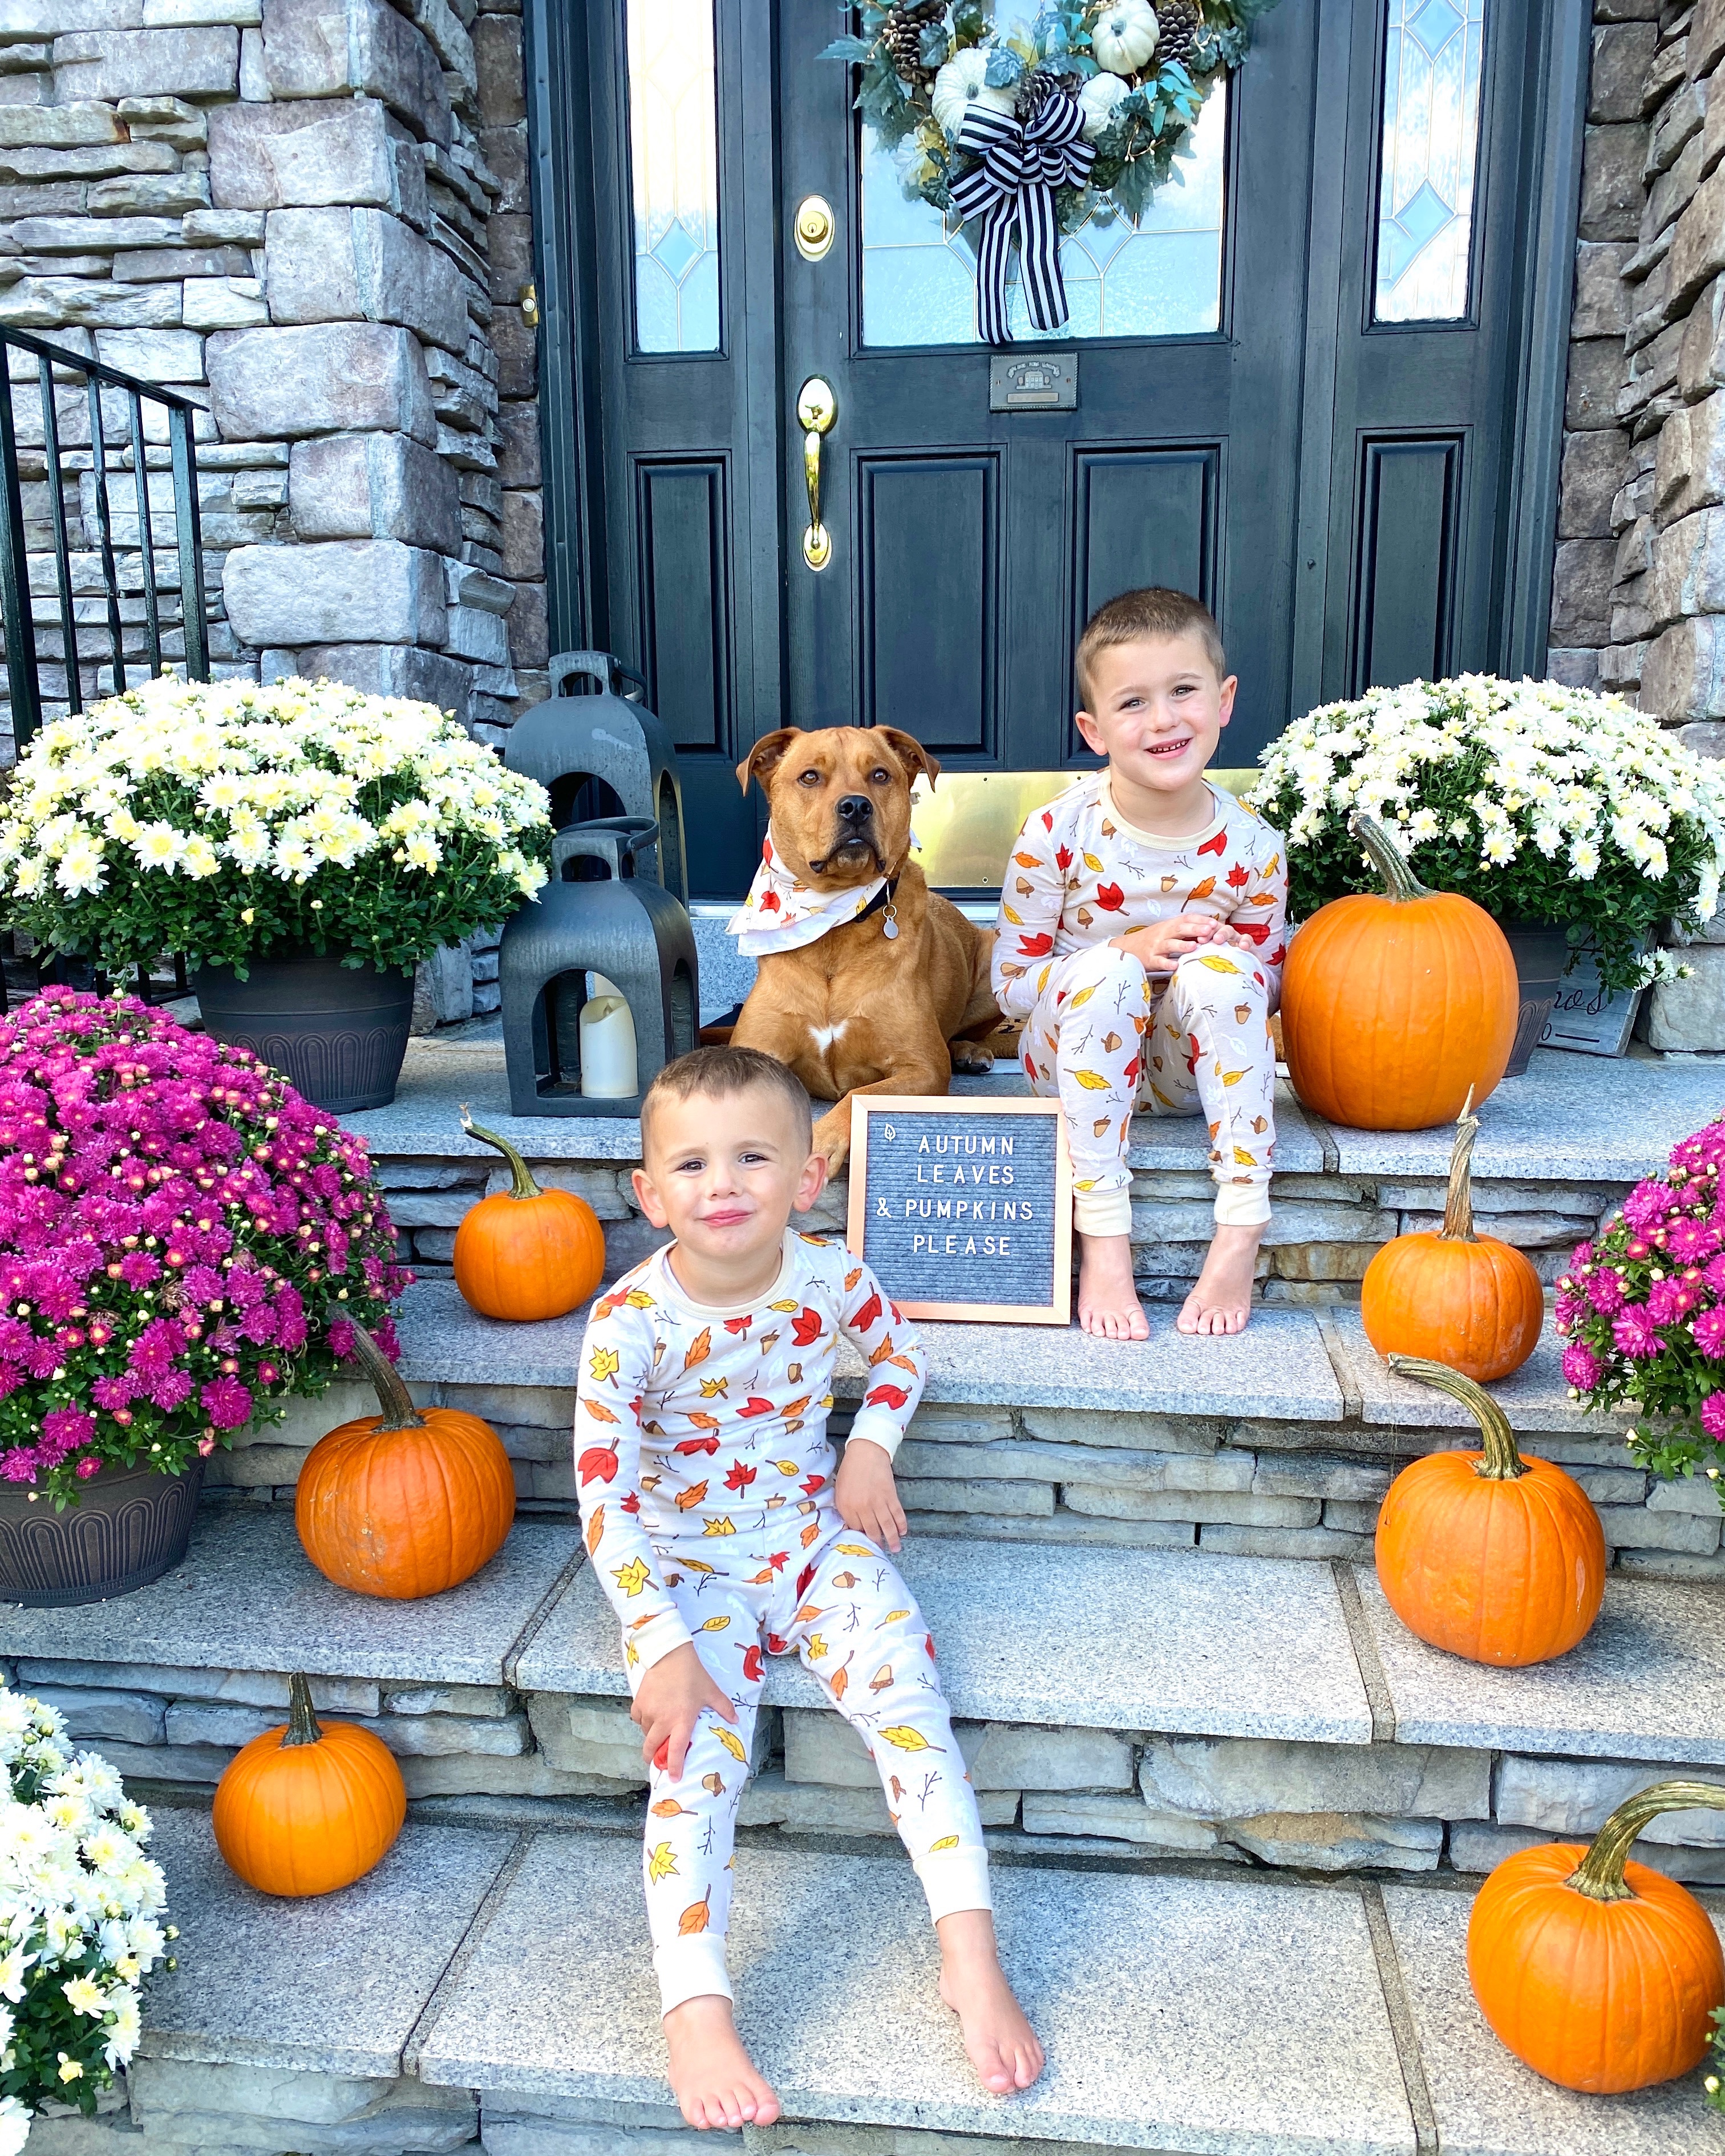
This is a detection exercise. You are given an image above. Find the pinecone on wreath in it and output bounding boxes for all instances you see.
[1018,64,1077,126]
[1155,0,1204,70]
[881,0,944,86]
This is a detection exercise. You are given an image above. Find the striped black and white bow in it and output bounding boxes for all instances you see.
[949,95,1096,346]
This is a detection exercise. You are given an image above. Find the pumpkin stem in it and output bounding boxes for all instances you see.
[459,1103,542,1202]
[1441,1087,1480,1242]
[1386,1355,1527,1480]
[347,1320,426,1434]
[1349,813,1432,905]
[282,1672,323,1748]
[1566,1780,1725,1902]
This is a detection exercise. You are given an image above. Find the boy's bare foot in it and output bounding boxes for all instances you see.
[662,1994,781,2131]
[937,1910,1044,2096]
[1176,1221,1265,1335]
[1077,1231,1149,1342]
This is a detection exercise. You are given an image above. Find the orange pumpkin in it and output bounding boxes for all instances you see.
[452,1107,605,1322]
[1375,1357,1605,1667]
[212,1672,406,1897]
[1281,814,1517,1130]
[296,1322,516,1599]
[1361,1091,1543,1381]
[1468,1778,1725,2092]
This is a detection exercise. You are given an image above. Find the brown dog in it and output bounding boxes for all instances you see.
[728,726,1001,1170]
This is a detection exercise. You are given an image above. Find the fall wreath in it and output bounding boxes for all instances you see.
[824,2,1285,342]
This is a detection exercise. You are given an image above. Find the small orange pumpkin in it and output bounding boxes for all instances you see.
[1361,1091,1544,1381]
[296,1322,516,1599]
[1375,1357,1605,1666]
[1281,814,1517,1130]
[212,1673,406,1898]
[1468,1778,1725,2092]
[452,1107,605,1322]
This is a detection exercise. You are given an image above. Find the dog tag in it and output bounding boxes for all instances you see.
[881,912,900,940]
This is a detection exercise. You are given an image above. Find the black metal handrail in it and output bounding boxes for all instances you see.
[0,325,209,752]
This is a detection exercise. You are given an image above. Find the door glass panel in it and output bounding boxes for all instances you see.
[1373,0,1487,323]
[625,0,720,352]
[860,84,1226,348]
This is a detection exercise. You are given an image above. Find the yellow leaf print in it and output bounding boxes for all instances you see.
[1082,850,1104,871]
[1221,1069,1248,1086]
[1150,1084,1177,1109]
[878,1727,942,1753]
[1068,984,1095,1008]
[647,1841,678,1883]
[626,1640,639,1667]
[1265,853,1279,874]
[588,1346,620,1384]
[774,1459,799,1474]
[584,1506,604,1555]
[1197,954,1241,975]
[1233,1146,1258,1166]
[612,1557,652,1598]
[1074,1176,1096,1191]
[681,1557,716,1575]
[881,1610,911,1624]
[682,1328,711,1372]
[836,1542,875,1557]
[623,1290,655,1309]
[768,1298,800,1312]
[928,1835,960,1852]
[697,1615,731,1632]
[806,1635,828,1660]
[699,1377,728,1397]
[1002,903,1023,925]
[715,1727,747,1763]
[1072,1071,1111,1091]
[702,1518,736,1537]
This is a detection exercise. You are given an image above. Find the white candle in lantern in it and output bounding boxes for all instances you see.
[580,980,637,1097]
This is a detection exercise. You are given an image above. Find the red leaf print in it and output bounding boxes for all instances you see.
[1018,931,1054,957]
[1055,844,1072,872]
[741,1644,764,1683]
[1040,810,1054,830]
[1023,1049,1035,1076]
[653,1738,670,1771]
[791,1307,823,1346]
[593,1296,618,1320]
[738,1396,775,1418]
[1233,919,1272,946]
[852,1288,882,1331]
[1268,944,1286,966]
[925,1635,936,1660]
[796,1562,817,1600]
[724,1459,758,1493]
[766,1632,789,1655]
[759,889,780,911]
[865,1383,910,1410]
[675,1436,720,1456]
[766,1549,788,1572]
[890,1302,904,1323]
[622,1490,641,1513]
[1123,1056,1141,1084]
[1095,882,1125,911]
[723,1316,752,1335]
[1226,863,1250,889]
[577,1445,618,1486]
[802,1473,826,1496]
[1197,830,1227,857]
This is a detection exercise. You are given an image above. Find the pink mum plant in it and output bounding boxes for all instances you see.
[0,989,412,1505]
[1556,1112,1725,1510]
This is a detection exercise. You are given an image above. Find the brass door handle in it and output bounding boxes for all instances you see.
[797,375,836,571]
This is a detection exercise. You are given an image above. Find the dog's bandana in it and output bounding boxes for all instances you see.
[727,832,888,957]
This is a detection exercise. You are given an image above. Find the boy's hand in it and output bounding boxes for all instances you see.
[1114,916,1251,974]
[632,1641,739,1781]
[836,1437,908,1554]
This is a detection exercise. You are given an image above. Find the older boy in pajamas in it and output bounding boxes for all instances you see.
[575,1045,1042,2133]
[993,588,1288,1343]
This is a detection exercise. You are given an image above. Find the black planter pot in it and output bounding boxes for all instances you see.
[193,948,414,1113]
[0,1455,205,1608]
[1499,921,1572,1079]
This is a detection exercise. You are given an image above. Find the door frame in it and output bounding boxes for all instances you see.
[525,0,1589,720]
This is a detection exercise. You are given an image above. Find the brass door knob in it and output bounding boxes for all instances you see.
[796,376,837,571]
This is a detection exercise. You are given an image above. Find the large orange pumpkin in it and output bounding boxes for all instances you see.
[452,1107,605,1322]
[1468,1778,1725,2092]
[296,1322,516,1598]
[212,1672,406,1897]
[1375,1357,1605,1666]
[1281,814,1517,1130]
[1361,1091,1543,1381]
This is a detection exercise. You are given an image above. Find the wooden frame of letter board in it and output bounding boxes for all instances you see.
[845,1095,1072,1325]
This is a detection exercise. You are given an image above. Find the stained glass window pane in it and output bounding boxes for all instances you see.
[626,0,720,353]
[860,83,1226,348]
[1374,0,1487,323]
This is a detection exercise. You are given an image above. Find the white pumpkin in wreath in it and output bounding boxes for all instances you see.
[1091,0,1160,75]
[931,47,1017,137]
[1078,69,1132,140]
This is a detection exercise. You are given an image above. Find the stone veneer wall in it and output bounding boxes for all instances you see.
[0,0,549,1023]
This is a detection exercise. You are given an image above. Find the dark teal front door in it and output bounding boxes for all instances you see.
[546,0,1585,898]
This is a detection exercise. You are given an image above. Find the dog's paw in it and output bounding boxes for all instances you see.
[948,1040,996,1076]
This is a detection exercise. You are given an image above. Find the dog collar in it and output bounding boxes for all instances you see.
[853,876,901,939]
[726,835,892,958]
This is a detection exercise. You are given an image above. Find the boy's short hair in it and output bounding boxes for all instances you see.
[641,1044,814,1153]
[1076,587,1228,710]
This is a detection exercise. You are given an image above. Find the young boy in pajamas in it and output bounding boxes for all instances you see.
[993,587,1287,1343]
[575,1045,1042,2132]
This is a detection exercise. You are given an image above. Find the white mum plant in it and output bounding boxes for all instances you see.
[0,675,552,979]
[0,1689,171,2151]
[1250,675,1725,991]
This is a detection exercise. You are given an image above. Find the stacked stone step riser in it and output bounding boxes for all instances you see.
[213,1385,1725,1580]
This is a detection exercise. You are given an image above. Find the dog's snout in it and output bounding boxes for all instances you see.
[836,793,872,825]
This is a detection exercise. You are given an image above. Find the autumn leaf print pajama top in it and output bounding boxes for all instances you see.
[993,777,1289,1238]
[575,1230,990,2015]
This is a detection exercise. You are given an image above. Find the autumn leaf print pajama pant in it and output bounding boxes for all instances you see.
[1021,941,1277,1237]
[634,1518,990,2014]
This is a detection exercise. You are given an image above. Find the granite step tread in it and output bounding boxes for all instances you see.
[134,1802,1725,2156]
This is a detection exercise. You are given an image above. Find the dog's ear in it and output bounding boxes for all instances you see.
[736,728,802,795]
[877,727,941,792]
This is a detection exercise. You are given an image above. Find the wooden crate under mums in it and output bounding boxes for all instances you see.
[846,1096,1072,1325]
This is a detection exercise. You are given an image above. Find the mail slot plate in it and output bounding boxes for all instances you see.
[989,352,1077,411]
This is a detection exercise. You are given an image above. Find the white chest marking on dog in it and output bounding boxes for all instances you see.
[808,1021,847,1053]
